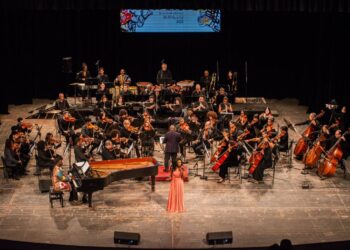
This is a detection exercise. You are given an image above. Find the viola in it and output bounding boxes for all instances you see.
[87,124,99,130]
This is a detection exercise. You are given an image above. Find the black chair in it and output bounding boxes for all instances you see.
[1,156,11,182]
[49,186,64,208]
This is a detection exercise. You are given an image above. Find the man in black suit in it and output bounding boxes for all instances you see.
[163,125,181,172]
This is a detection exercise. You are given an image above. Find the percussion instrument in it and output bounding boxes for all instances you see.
[136,82,152,87]
[177,80,194,88]
[129,86,138,95]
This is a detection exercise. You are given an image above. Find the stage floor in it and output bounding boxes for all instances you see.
[1,99,350,249]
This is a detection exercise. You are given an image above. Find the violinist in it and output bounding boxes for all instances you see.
[246,114,260,139]
[96,67,109,83]
[229,121,244,141]
[81,118,101,155]
[74,134,93,162]
[192,121,214,157]
[236,111,248,131]
[115,109,133,128]
[214,87,227,106]
[249,134,274,183]
[115,95,125,109]
[11,117,32,134]
[54,93,70,111]
[97,111,114,132]
[188,113,201,139]
[120,119,140,157]
[259,107,273,129]
[76,62,91,83]
[217,129,240,183]
[260,117,277,138]
[183,108,194,124]
[101,140,118,160]
[4,139,22,180]
[58,111,75,142]
[44,132,62,159]
[176,117,192,162]
[139,120,156,156]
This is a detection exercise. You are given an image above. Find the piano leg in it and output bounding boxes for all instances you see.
[151,175,155,191]
[88,192,93,207]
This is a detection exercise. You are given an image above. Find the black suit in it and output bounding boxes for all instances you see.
[54,99,70,111]
[163,131,181,170]
[101,148,117,160]
[156,69,173,85]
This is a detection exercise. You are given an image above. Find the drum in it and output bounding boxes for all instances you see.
[129,86,138,95]
[136,82,152,87]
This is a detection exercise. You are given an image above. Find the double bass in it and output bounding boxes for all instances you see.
[317,132,348,177]
[293,112,324,157]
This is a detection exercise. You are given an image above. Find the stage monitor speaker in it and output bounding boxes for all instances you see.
[114,231,140,245]
[206,231,233,245]
[62,57,72,73]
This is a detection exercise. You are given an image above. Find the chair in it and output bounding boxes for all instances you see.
[1,156,11,182]
[49,186,64,208]
[279,140,294,168]
[227,166,241,184]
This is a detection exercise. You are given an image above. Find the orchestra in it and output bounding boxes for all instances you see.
[2,61,350,203]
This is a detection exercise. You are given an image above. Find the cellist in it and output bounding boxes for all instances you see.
[327,129,347,170]
[248,133,274,184]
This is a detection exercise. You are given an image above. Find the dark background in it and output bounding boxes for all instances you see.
[1,0,350,114]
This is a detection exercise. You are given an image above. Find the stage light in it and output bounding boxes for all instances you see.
[206,231,233,245]
[114,231,140,245]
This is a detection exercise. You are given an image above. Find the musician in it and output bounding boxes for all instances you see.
[328,129,347,169]
[58,111,75,143]
[294,112,321,141]
[188,113,201,136]
[218,96,233,129]
[163,97,183,117]
[246,114,260,139]
[96,83,109,101]
[120,85,133,97]
[236,111,248,131]
[156,60,173,86]
[260,117,277,138]
[193,96,209,122]
[228,121,244,141]
[96,67,109,83]
[225,70,237,93]
[249,136,274,183]
[11,117,31,134]
[163,125,181,172]
[114,68,131,86]
[76,62,91,83]
[120,119,140,158]
[45,132,61,156]
[217,130,240,183]
[4,139,21,180]
[139,120,156,156]
[199,70,211,90]
[274,126,289,152]
[191,84,205,98]
[74,134,91,162]
[97,111,114,132]
[144,95,157,117]
[115,95,125,108]
[214,87,228,107]
[81,118,101,155]
[97,94,112,110]
[259,107,273,129]
[177,118,192,162]
[183,108,194,124]
[101,140,118,160]
[54,93,70,111]
[192,121,214,157]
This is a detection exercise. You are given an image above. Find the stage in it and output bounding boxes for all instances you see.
[0,99,350,249]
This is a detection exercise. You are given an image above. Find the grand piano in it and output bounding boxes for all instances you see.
[71,157,159,207]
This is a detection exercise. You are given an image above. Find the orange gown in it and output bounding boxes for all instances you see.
[167,168,185,212]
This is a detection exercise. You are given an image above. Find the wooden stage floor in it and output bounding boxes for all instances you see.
[0,99,350,249]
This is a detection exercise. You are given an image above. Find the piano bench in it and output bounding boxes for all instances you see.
[49,187,64,208]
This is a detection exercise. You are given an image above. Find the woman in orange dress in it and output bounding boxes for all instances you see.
[167,159,185,213]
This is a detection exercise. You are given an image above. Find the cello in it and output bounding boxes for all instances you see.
[248,140,268,174]
[212,141,238,172]
[303,129,328,168]
[293,111,324,157]
[317,131,348,177]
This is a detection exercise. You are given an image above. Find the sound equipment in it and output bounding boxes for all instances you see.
[114,231,140,245]
[206,231,233,245]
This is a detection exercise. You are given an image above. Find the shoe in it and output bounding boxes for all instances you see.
[217,178,225,183]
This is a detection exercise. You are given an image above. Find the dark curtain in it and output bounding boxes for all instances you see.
[1,0,350,114]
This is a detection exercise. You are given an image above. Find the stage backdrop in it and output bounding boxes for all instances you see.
[1,0,350,114]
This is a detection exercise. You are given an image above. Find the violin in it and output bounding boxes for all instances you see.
[127,125,139,133]
[87,124,99,130]
[179,122,191,133]
[21,122,33,130]
[102,117,113,124]
[64,116,76,123]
